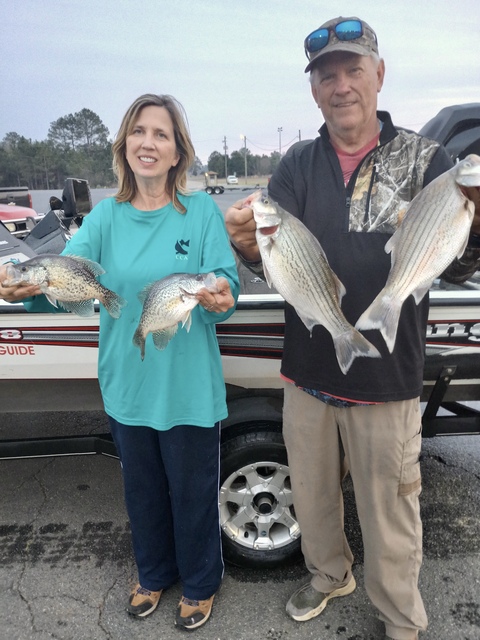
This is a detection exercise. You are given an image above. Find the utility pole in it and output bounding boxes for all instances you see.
[278,127,283,155]
[223,136,228,180]
[241,135,247,184]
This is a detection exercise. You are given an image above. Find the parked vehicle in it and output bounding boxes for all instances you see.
[0,186,32,209]
[204,171,225,195]
[418,102,480,160]
[0,203,39,238]
[1,105,479,568]
[226,175,239,184]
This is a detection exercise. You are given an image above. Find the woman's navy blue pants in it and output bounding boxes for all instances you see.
[108,418,224,600]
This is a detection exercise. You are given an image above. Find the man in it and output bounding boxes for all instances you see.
[225,16,480,640]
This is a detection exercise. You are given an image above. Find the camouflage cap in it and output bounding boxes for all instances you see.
[304,16,379,73]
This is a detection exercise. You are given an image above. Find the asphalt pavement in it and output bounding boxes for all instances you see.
[1,413,479,640]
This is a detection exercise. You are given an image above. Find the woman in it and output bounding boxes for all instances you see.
[0,94,240,631]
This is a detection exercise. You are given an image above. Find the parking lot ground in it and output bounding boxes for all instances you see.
[1,432,480,640]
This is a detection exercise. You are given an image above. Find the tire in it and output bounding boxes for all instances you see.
[219,429,302,568]
[205,186,213,194]
[213,186,222,194]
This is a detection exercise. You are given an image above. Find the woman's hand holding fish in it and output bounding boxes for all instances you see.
[0,264,41,303]
[225,199,261,262]
[197,277,235,313]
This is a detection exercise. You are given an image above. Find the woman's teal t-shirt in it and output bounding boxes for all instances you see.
[26,191,239,430]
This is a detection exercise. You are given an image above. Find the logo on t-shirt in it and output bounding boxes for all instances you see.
[175,239,190,260]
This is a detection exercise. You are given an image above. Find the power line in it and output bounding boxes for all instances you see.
[242,134,300,153]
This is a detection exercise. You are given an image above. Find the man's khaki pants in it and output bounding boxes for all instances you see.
[283,382,427,640]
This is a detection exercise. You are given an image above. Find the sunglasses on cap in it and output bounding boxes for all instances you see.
[304,19,376,59]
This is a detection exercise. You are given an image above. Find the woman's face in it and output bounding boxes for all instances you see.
[125,105,180,187]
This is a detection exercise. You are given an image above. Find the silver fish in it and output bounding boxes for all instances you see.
[249,191,380,375]
[3,254,127,318]
[133,272,219,360]
[356,153,480,353]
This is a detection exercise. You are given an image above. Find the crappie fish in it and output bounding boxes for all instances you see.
[356,153,480,353]
[133,272,219,360]
[248,191,380,375]
[3,254,126,318]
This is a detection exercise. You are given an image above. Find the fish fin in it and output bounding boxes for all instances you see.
[58,299,95,317]
[152,326,178,351]
[296,311,319,335]
[100,288,128,319]
[263,263,276,289]
[132,327,146,361]
[333,328,381,375]
[68,255,105,277]
[384,234,396,254]
[45,293,59,308]
[181,310,193,332]
[412,283,432,305]
[355,293,402,354]
[332,272,346,305]
[137,283,156,304]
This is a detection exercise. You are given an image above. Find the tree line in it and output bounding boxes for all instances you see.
[207,148,282,180]
[0,108,285,190]
[0,109,117,190]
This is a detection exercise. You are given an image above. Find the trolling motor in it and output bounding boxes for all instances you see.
[60,178,92,229]
[24,179,92,254]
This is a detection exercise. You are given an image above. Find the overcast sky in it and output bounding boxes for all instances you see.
[2,0,479,164]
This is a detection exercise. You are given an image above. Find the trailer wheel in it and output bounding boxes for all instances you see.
[205,186,213,195]
[220,429,301,568]
[214,186,222,194]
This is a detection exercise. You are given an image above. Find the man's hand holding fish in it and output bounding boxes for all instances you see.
[225,198,261,263]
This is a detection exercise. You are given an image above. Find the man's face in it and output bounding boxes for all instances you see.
[310,51,385,140]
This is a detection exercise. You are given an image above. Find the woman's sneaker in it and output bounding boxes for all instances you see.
[175,595,215,630]
[126,584,162,618]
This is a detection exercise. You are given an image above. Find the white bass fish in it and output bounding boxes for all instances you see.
[249,191,380,374]
[3,254,127,318]
[133,272,219,360]
[356,153,480,353]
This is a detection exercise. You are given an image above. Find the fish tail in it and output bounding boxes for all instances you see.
[101,289,128,319]
[355,294,402,354]
[333,328,381,375]
[132,327,146,361]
